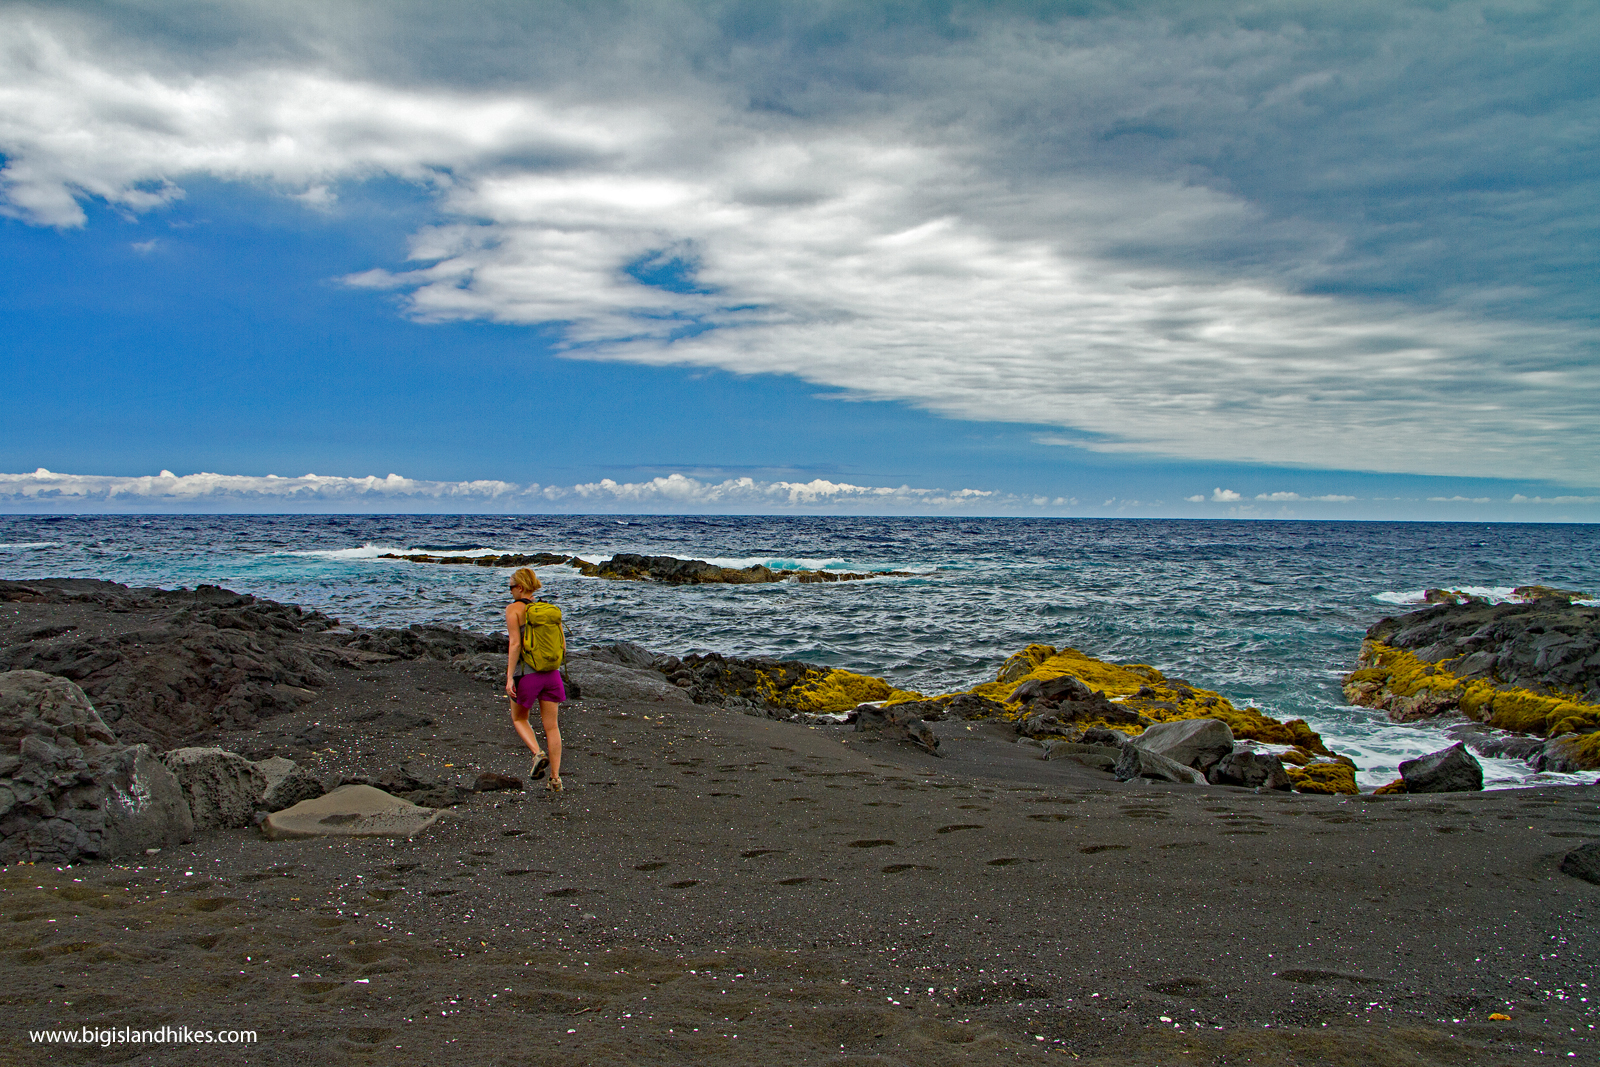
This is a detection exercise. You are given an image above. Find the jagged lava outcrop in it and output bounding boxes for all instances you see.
[1343,595,1600,770]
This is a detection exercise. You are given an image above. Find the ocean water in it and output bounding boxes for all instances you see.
[4,514,1598,792]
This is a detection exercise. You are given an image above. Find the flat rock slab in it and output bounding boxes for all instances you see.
[260,784,447,840]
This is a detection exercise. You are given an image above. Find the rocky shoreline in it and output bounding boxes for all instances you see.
[379,550,915,584]
[1343,595,1600,775]
[3,579,1599,1065]
[0,577,1383,871]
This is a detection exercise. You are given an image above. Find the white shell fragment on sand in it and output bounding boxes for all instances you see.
[260,784,447,840]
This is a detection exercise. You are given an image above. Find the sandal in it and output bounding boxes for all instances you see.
[546,775,563,794]
[529,752,549,780]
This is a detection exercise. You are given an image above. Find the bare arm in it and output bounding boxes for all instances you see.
[505,601,524,698]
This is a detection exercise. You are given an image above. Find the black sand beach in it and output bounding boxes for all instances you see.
[2,584,1597,1065]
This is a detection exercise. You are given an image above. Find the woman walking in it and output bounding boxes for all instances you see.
[505,567,565,793]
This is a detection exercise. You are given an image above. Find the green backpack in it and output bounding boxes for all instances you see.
[518,601,566,673]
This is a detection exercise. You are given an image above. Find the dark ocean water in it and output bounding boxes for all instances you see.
[4,514,1598,790]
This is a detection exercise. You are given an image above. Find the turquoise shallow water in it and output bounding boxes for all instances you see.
[3,514,1598,791]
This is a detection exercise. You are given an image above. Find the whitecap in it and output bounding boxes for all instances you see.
[279,544,412,560]
[0,541,61,549]
[1375,585,1536,606]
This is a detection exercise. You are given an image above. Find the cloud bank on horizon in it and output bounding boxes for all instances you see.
[4,468,1594,516]
[0,467,1005,513]
[1,1,1596,491]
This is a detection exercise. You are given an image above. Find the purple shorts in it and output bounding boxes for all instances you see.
[514,669,566,709]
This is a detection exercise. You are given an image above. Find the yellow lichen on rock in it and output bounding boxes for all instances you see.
[995,644,1060,684]
[1348,643,1600,766]
[786,669,922,713]
[959,646,1333,756]
[1285,762,1358,795]
[1372,778,1407,795]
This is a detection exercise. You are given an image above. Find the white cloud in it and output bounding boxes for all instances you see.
[1428,495,1492,504]
[1310,494,1357,503]
[1,7,1596,484]
[1211,488,1241,502]
[1184,494,1206,503]
[1510,494,1600,505]
[0,468,1004,514]
[1256,491,1301,501]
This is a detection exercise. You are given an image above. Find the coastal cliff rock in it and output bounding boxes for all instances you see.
[0,670,193,864]
[1342,598,1600,770]
[0,579,498,748]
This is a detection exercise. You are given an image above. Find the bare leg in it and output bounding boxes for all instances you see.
[539,699,562,779]
[509,698,543,757]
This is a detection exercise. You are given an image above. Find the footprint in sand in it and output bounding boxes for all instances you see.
[1078,845,1129,854]
[847,839,895,848]
[741,849,784,858]
[936,824,984,834]
[668,880,699,889]
[881,864,937,873]
[633,862,668,871]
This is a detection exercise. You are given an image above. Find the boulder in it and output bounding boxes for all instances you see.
[1129,718,1235,772]
[853,703,940,756]
[161,747,269,829]
[1009,675,1095,704]
[1114,744,1207,785]
[1042,741,1121,773]
[561,656,695,706]
[1206,745,1293,790]
[255,756,325,812]
[97,744,197,857]
[1017,695,1148,739]
[473,771,522,792]
[942,692,1009,720]
[1532,734,1599,773]
[1080,727,1129,748]
[261,785,448,840]
[0,669,119,750]
[585,642,662,670]
[0,670,192,863]
[1559,841,1600,886]
[1398,743,1484,793]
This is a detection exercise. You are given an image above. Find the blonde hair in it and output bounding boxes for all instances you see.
[510,567,542,594]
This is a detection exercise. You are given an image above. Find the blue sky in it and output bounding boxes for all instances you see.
[1,1,1596,518]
